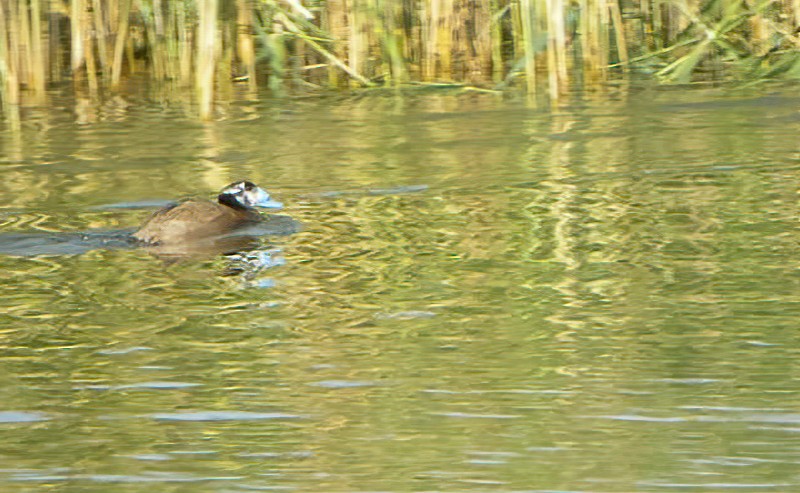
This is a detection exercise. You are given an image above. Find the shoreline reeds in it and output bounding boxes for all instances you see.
[0,0,798,120]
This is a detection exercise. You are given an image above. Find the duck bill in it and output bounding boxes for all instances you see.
[253,188,284,209]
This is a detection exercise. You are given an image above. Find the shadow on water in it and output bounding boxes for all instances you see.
[0,215,300,258]
[0,229,137,257]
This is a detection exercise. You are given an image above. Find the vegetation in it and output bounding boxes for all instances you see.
[0,0,798,119]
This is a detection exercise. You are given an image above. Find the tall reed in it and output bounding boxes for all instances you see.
[196,0,218,119]
[0,0,797,120]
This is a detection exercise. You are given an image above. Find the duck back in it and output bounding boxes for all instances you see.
[133,200,260,245]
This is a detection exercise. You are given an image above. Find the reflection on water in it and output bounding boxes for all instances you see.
[1,85,799,492]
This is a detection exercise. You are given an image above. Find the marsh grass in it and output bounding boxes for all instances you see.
[0,0,797,119]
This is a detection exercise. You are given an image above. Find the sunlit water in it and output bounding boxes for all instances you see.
[1,84,799,492]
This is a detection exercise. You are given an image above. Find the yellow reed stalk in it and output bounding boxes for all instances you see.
[422,0,439,79]
[197,0,218,119]
[111,0,131,88]
[544,0,559,101]
[609,0,629,67]
[83,0,98,94]
[323,0,347,87]
[236,0,257,90]
[70,0,84,73]
[490,0,504,84]
[30,0,46,100]
[17,0,32,94]
[519,0,537,94]
[548,0,568,85]
[438,0,453,79]
[91,0,108,71]
[381,0,406,84]
[0,0,22,127]
[177,3,192,86]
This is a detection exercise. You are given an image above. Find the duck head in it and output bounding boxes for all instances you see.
[218,181,283,210]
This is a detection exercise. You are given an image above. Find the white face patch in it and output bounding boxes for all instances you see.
[221,183,245,196]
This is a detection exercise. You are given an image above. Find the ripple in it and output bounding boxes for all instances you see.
[375,310,437,320]
[0,411,49,423]
[96,346,154,355]
[595,414,689,422]
[74,382,200,391]
[151,411,304,422]
[432,412,521,419]
[312,380,376,388]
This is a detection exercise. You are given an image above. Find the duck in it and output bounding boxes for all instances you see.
[132,181,283,246]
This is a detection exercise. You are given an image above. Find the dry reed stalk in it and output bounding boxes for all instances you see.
[17,0,32,93]
[581,0,608,83]
[438,0,454,79]
[348,0,367,86]
[111,0,131,88]
[325,0,348,87]
[197,0,218,119]
[793,0,800,27]
[549,0,568,84]
[236,0,257,90]
[144,0,167,80]
[177,3,193,86]
[519,0,537,94]
[543,0,559,101]
[217,21,234,101]
[490,0,505,84]
[377,0,405,84]
[48,5,61,82]
[467,0,493,84]
[6,1,21,92]
[0,0,22,127]
[83,0,98,94]
[165,1,180,83]
[422,0,439,79]
[267,19,286,92]
[91,0,108,71]
[30,0,46,100]
[70,0,85,73]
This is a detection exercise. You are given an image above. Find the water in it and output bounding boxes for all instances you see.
[1,84,799,492]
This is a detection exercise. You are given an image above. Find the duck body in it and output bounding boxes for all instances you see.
[132,181,283,246]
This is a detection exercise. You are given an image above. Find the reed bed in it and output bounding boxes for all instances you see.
[0,0,798,118]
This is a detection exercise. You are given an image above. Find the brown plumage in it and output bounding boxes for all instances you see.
[132,181,283,246]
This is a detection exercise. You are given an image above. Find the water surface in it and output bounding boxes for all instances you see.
[1,85,799,492]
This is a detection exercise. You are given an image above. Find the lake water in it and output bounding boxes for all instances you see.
[1,84,799,492]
